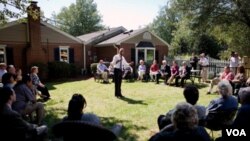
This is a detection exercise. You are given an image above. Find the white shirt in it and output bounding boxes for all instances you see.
[111,54,129,69]
[229,57,239,67]
[199,57,209,66]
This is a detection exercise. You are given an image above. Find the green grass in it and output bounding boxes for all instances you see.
[44,77,220,141]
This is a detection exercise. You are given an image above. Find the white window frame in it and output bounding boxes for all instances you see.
[135,47,155,65]
[59,46,69,63]
[0,45,7,64]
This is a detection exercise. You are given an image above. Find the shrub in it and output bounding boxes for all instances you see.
[48,61,80,79]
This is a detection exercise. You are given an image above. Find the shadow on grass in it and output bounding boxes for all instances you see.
[184,81,208,89]
[45,76,94,91]
[119,96,148,105]
[100,116,147,141]
[44,107,67,140]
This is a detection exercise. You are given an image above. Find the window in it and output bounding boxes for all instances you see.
[135,48,155,65]
[0,45,6,64]
[59,47,69,63]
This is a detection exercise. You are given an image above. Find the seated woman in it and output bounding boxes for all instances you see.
[137,60,146,81]
[150,60,160,84]
[12,74,45,125]
[167,60,179,85]
[63,94,122,136]
[150,102,210,141]
[158,85,206,130]
[30,66,50,100]
[232,65,247,95]
[175,61,191,87]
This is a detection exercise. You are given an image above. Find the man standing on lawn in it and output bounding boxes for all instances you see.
[111,48,130,98]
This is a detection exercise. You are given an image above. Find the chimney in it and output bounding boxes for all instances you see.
[26,1,46,66]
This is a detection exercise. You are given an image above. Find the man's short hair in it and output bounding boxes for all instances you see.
[171,102,198,130]
[0,87,14,105]
[217,80,233,97]
[238,87,250,104]
[183,85,199,105]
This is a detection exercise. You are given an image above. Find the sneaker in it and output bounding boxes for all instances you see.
[207,92,211,94]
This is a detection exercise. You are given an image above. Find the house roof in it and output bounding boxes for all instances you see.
[0,19,82,44]
[95,28,171,48]
[77,26,126,45]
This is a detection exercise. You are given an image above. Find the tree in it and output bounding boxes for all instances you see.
[0,0,29,24]
[150,3,179,43]
[56,0,104,36]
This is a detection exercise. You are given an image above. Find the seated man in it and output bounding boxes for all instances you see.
[123,64,133,80]
[97,60,109,83]
[158,85,206,130]
[12,74,45,125]
[207,66,234,94]
[150,102,210,141]
[137,60,146,81]
[175,61,191,87]
[156,60,171,84]
[0,87,48,141]
[205,80,238,130]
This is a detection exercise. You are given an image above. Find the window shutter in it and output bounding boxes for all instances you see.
[131,48,135,63]
[6,47,14,65]
[54,48,59,61]
[155,50,159,63]
[69,48,74,63]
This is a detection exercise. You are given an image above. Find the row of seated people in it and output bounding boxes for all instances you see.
[139,59,191,87]
[207,65,250,96]
[152,81,250,141]
[96,59,192,87]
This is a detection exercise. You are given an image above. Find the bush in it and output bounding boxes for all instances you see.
[48,61,80,79]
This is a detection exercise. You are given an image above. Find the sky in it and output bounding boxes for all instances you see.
[36,0,168,29]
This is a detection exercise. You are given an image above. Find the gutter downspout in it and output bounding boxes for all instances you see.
[83,42,86,75]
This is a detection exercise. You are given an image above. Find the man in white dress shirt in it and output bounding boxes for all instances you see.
[111,48,129,98]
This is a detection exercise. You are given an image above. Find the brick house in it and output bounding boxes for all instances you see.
[78,26,170,69]
[0,2,84,75]
[0,1,170,76]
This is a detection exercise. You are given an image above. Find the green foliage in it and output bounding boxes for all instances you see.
[48,61,80,79]
[56,0,104,36]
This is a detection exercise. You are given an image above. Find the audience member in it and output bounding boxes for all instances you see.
[205,80,238,130]
[167,60,179,85]
[137,60,146,81]
[207,66,234,94]
[1,72,16,88]
[97,60,109,83]
[7,64,16,75]
[199,53,209,83]
[158,85,206,130]
[232,87,250,135]
[30,66,50,100]
[12,74,45,125]
[229,52,240,74]
[232,65,247,95]
[0,63,7,82]
[16,68,23,82]
[0,87,48,141]
[175,61,191,87]
[63,94,122,136]
[190,52,199,70]
[149,60,160,83]
[150,102,211,141]
[157,60,171,85]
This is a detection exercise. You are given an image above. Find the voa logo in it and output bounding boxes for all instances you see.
[226,129,246,136]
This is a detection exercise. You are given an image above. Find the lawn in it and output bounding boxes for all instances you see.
[44,77,219,141]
